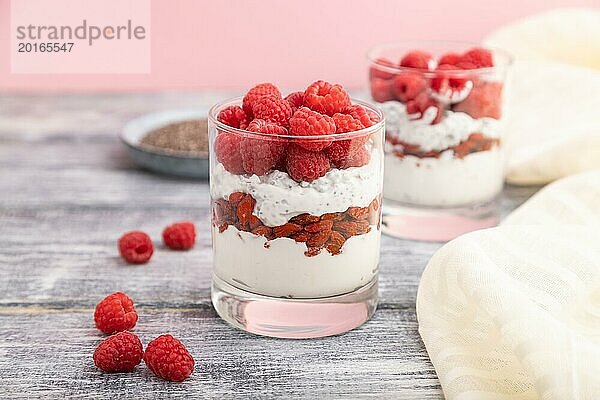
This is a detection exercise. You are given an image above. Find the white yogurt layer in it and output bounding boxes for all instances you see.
[211,150,383,227]
[384,146,504,207]
[212,225,380,298]
[381,101,500,152]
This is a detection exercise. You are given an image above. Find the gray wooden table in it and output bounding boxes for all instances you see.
[0,93,539,399]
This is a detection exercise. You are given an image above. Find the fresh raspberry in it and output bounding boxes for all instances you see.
[118,231,153,264]
[162,221,196,250]
[392,72,427,102]
[289,107,336,151]
[93,331,143,373]
[144,334,195,382]
[303,80,351,116]
[460,48,494,68]
[285,91,305,113]
[456,61,478,70]
[430,64,472,103]
[324,140,364,168]
[217,105,248,129]
[400,50,434,70]
[453,81,503,119]
[342,146,371,168]
[285,144,330,182]
[247,118,288,135]
[332,112,364,133]
[370,78,394,103]
[215,132,244,174]
[251,94,293,127]
[406,92,443,124]
[369,57,396,80]
[343,104,379,127]
[94,292,138,334]
[438,52,462,66]
[325,113,367,168]
[240,119,288,175]
[242,83,281,117]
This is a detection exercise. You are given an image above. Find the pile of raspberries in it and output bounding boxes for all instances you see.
[215,80,381,182]
[93,292,195,382]
[98,223,198,381]
[370,47,503,121]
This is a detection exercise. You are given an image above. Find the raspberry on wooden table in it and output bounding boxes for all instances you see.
[94,292,138,334]
[162,221,196,250]
[118,231,153,264]
[143,334,195,382]
[93,331,143,373]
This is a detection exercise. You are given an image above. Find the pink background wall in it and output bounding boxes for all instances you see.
[0,0,597,92]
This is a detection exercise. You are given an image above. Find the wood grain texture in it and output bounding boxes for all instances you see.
[0,93,540,399]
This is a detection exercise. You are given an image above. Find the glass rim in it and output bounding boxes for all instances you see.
[366,40,514,76]
[208,97,385,141]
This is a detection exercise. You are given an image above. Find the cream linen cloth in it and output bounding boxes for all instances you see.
[416,170,600,399]
[483,9,600,185]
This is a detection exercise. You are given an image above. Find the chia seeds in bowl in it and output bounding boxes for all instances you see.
[140,119,209,156]
[120,109,210,179]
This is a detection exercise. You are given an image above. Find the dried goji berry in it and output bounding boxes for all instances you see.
[304,220,334,233]
[290,213,320,225]
[273,223,303,238]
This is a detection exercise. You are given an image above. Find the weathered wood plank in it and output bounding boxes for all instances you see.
[0,309,442,400]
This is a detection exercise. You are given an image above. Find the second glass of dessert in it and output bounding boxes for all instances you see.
[209,81,384,338]
[368,42,512,241]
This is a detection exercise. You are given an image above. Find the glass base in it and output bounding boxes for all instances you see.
[211,275,378,339]
[382,197,499,242]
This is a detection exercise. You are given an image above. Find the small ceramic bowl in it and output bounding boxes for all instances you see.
[120,109,209,179]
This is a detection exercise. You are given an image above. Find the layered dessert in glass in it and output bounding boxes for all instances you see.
[209,81,384,338]
[368,42,512,241]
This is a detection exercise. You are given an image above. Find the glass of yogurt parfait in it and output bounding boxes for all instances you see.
[208,81,384,338]
[368,41,512,241]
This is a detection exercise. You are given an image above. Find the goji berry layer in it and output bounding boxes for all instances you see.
[387,132,500,160]
[212,193,381,257]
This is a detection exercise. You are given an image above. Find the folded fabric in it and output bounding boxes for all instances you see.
[416,170,600,399]
[503,170,600,226]
[484,9,600,185]
[484,8,600,70]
